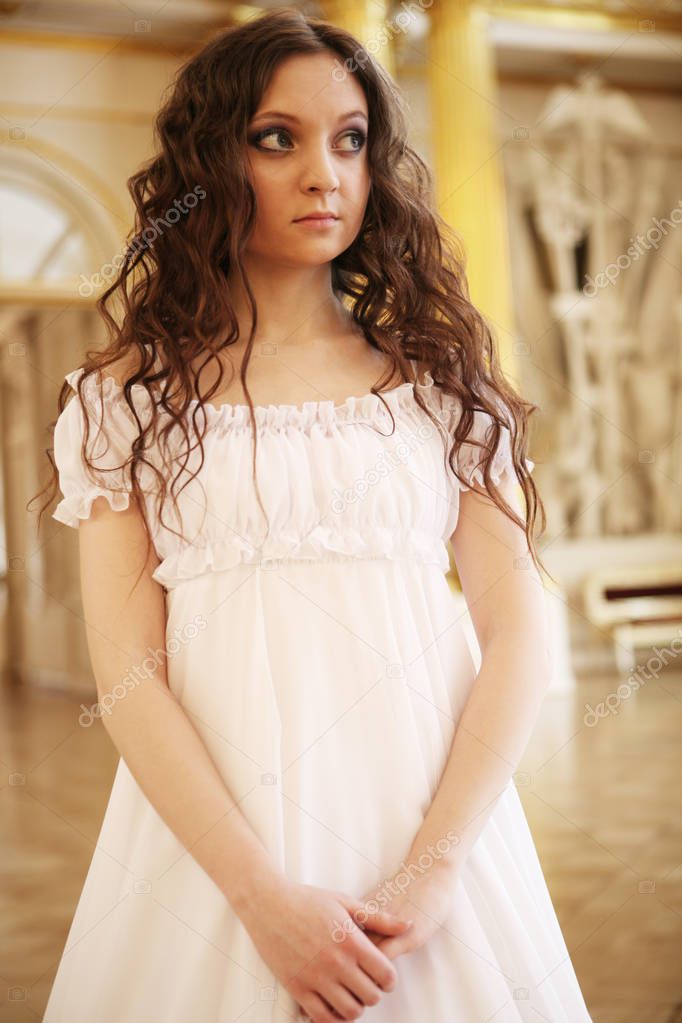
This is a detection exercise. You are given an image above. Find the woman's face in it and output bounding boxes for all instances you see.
[244,51,371,268]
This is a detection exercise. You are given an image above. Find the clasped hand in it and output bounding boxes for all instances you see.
[353,862,457,960]
[238,864,456,1023]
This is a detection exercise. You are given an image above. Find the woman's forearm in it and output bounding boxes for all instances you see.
[74,505,285,920]
[405,628,552,877]
[96,672,284,914]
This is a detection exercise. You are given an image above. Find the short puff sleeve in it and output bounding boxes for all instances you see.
[52,367,138,528]
[449,389,535,493]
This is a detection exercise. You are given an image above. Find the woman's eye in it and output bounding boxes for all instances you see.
[249,128,367,153]
[250,128,293,151]
[339,130,367,152]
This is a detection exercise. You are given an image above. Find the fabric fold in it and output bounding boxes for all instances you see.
[51,362,534,588]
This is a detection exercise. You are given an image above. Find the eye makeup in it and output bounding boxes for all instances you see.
[247,125,367,153]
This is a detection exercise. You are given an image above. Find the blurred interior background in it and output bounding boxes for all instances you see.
[1,1,681,1020]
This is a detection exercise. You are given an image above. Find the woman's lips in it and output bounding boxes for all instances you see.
[294,215,339,227]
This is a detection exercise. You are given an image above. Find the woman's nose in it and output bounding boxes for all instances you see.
[299,146,341,192]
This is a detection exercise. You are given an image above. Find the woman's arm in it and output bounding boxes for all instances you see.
[355,472,552,957]
[76,494,408,1020]
[404,473,552,877]
[77,492,281,912]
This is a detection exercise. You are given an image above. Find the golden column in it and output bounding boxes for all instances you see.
[428,0,518,382]
[319,0,396,76]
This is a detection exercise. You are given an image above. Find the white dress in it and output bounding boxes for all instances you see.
[44,362,593,1023]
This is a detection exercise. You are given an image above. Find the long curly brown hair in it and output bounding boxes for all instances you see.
[32,5,547,582]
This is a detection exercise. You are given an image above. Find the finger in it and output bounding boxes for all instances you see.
[339,963,385,1009]
[351,908,413,935]
[374,934,412,960]
[323,981,366,1019]
[354,938,398,993]
[297,991,337,1023]
[344,898,407,927]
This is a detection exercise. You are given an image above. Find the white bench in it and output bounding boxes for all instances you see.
[583,563,682,675]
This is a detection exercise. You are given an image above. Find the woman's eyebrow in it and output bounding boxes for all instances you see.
[250,109,368,124]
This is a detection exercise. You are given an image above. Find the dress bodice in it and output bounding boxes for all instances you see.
[51,363,532,588]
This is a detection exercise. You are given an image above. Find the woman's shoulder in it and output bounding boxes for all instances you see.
[52,355,147,529]
[62,353,158,423]
[66,352,144,394]
[56,354,160,471]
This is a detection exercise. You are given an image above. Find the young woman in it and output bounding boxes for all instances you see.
[36,8,593,1022]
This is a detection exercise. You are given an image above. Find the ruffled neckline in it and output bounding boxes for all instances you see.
[65,365,440,432]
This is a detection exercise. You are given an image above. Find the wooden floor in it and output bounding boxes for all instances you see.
[1,670,681,1022]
